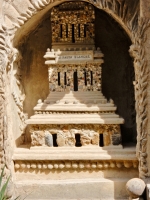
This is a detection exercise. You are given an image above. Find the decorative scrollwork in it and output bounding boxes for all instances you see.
[129,18,150,178]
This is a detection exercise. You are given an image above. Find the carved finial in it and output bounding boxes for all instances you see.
[47,48,50,52]
[109,99,114,104]
[97,47,100,51]
[51,49,54,52]
[37,99,42,104]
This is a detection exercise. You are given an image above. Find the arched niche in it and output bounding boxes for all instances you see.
[3,0,149,180]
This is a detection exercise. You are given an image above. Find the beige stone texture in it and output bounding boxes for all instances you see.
[0,0,150,199]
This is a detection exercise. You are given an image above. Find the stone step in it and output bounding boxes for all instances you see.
[34,104,117,112]
[13,146,137,160]
[48,91,103,95]
[44,100,107,105]
[45,95,106,100]
[14,178,129,200]
[45,98,107,102]
[30,113,120,118]
[46,94,105,98]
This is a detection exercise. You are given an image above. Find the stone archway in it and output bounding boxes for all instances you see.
[0,0,149,191]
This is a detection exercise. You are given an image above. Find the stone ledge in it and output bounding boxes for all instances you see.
[13,146,138,171]
[13,146,137,161]
[14,178,130,200]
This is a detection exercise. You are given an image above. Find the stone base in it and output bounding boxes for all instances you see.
[15,178,129,200]
[13,146,138,199]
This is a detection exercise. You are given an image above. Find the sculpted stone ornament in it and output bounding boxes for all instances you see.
[31,130,53,146]
[80,130,99,146]
[129,18,150,178]
[45,131,53,147]
[31,131,45,146]
[57,129,76,147]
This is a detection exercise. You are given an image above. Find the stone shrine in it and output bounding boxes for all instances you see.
[27,2,124,149]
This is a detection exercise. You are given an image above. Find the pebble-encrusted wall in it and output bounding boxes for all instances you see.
[29,124,121,147]
[51,2,95,44]
[48,63,101,91]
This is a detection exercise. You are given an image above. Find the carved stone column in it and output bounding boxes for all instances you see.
[138,0,150,181]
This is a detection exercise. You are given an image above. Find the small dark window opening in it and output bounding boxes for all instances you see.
[58,72,60,86]
[90,71,93,85]
[60,24,62,38]
[84,24,87,37]
[75,134,82,147]
[84,71,87,86]
[66,24,68,38]
[53,134,58,147]
[64,72,67,85]
[72,24,75,43]
[99,134,104,147]
[78,24,80,37]
[74,71,78,91]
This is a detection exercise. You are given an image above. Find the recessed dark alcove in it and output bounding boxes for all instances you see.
[95,9,136,145]
[19,7,136,145]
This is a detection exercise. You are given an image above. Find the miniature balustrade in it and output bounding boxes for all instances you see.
[30,125,122,147]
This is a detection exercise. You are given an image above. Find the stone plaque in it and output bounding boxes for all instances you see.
[58,54,92,61]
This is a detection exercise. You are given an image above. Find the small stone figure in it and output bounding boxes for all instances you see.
[57,129,76,147]
[45,131,53,147]
[31,131,45,146]
[80,130,99,146]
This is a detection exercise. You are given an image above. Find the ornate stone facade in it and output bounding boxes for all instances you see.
[51,2,95,44]
[46,63,102,92]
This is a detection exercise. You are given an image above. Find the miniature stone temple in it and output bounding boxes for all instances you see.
[26,1,124,148]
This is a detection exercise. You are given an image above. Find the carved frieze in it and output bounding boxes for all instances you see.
[14,160,138,171]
